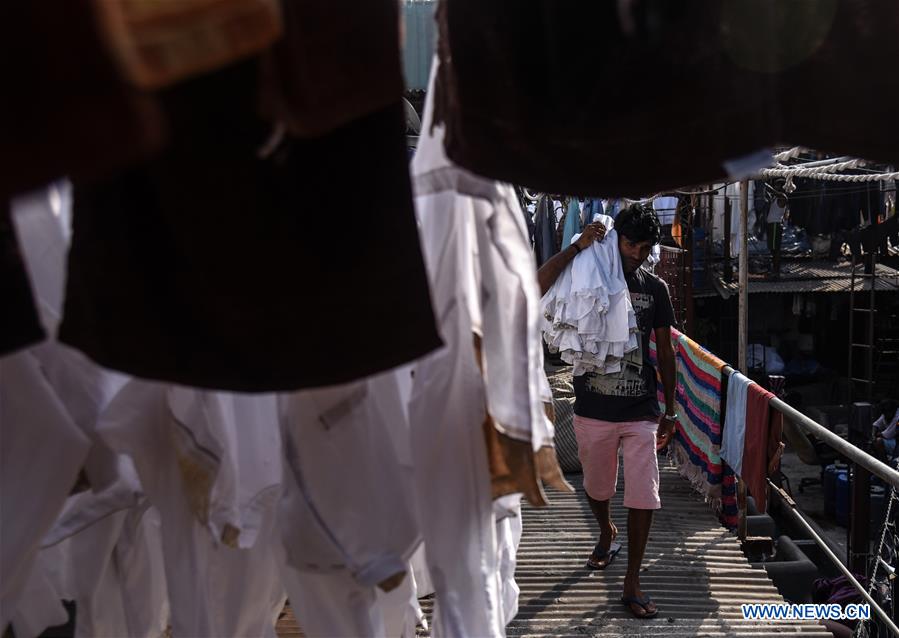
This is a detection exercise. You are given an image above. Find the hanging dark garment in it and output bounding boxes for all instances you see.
[832,181,860,233]
[59,61,441,392]
[433,2,773,196]
[433,1,899,195]
[0,204,45,355]
[533,196,557,266]
[779,2,899,166]
[259,0,405,137]
[0,0,163,201]
[784,179,811,233]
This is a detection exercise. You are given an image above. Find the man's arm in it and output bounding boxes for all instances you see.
[655,326,677,416]
[537,222,606,295]
[655,325,677,450]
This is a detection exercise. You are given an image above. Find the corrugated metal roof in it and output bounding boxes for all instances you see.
[696,260,899,298]
[416,467,832,637]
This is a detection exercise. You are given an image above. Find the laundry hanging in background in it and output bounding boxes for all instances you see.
[561,198,583,250]
[720,371,753,477]
[741,384,783,514]
[533,195,558,267]
[581,199,601,227]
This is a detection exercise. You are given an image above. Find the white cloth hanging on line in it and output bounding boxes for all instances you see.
[540,214,638,376]
[97,381,285,638]
[278,369,420,589]
[410,56,570,638]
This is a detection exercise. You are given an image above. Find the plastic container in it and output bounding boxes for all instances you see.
[870,486,887,538]
[835,472,850,527]
[823,464,846,518]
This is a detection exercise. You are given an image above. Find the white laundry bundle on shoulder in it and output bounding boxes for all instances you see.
[540,214,638,376]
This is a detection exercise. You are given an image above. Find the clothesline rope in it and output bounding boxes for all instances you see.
[760,162,898,185]
[773,147,804,162]
[779,171,899,183]
[768,158,861,176]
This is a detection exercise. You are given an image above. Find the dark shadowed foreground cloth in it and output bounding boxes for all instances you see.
[60,62,440,392]
[434,0,899,195]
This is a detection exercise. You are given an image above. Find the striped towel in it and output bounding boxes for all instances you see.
[650,328,738,530]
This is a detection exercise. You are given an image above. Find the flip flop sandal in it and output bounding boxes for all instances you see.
[585,540,621,570]
[620,594,659,619]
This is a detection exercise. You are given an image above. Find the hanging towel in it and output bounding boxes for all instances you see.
[561,199,582,250]
[741,385,785,514]
[649,328,738,529]
[721,372,752,478]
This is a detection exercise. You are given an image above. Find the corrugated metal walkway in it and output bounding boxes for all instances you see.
[493,465,832,637]
[278,463,833,637]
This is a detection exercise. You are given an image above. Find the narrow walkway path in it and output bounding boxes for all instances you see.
[503,465,833,637]
[279,463,835,637]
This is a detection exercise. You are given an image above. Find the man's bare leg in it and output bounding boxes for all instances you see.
[623,508,656,616]
[586,494,618,568]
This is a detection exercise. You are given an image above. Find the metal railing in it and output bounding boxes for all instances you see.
[769,394,899,490]
[720,365,899,635]
[768,480,898,636]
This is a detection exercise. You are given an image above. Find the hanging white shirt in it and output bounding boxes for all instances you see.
[411,57,552,638]
[0,350,92,634]
[278,369,419,588]
[97,381,284,638]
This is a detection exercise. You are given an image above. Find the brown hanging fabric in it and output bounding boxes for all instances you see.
[93,0,283,90]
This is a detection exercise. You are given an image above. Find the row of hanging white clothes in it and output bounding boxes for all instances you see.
[1,57,569,638]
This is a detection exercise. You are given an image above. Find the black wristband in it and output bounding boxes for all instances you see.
[571,243,582,255]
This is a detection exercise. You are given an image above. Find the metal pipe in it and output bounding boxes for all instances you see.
[722,366,899,489]
[738,180,749,374]
[723,195,732,283]
[769,480,899,636]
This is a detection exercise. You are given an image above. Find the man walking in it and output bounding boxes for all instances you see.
[538,203,677,619]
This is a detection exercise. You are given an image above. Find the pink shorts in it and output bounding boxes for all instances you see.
[573,415,661,510]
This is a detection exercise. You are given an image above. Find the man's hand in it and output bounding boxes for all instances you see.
[575,222,606,251]
[657,415,676,451]
[538,221,607,295]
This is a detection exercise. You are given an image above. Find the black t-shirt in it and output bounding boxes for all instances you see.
[573,267,676,422]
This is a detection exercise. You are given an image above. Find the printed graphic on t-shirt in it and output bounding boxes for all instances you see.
[583,292,654,398]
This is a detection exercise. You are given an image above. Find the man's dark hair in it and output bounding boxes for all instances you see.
[614,203,662,245]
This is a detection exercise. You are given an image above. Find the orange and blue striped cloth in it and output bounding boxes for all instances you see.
[650,328,738,530]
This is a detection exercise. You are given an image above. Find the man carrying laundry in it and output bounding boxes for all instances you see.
[538,203,677,619]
